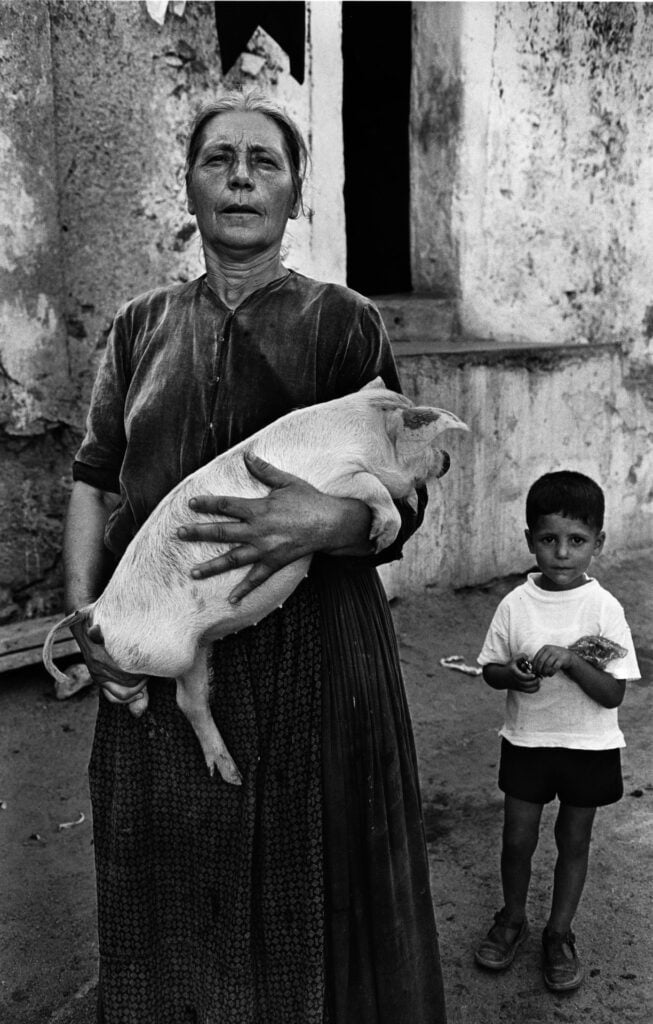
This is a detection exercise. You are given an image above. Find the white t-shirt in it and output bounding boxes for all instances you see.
[477,574,640,750]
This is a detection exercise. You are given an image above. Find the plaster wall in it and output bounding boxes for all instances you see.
[453,2,653,354]
[380,345,653,596]
[0,1,73,435]
[410,1,462,297]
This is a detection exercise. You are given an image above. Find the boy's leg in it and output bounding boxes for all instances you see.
[542,803,596,991]
[548,803,596,932]
[475,795,543,969]
[502,794,544,923]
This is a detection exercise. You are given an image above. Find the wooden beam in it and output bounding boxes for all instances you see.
[0,615,79,674]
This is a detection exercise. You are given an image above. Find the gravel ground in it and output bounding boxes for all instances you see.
[1,551,652,1024]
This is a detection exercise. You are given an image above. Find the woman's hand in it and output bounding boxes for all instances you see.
[177,452,373,603]
[71,621,149,716]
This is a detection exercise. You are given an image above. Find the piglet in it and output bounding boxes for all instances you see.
[43,378,468,784]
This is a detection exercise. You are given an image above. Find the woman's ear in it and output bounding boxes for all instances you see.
[288,193,301,220]
[186,181,195,216]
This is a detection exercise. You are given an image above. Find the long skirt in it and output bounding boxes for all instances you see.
[89,558,446,1023]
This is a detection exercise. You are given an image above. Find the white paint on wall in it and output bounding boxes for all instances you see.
[0,132,44,272]
[0,0,70,434]
[282,0,346,284]
[0,293,66,433]
[453,1,495,329]
[304,0,346,284]
[453,2,653,354]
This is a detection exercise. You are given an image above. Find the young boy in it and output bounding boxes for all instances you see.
[475,470,639,991]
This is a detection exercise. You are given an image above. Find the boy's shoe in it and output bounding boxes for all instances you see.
[542,926,583,991]
[474,908,529,970]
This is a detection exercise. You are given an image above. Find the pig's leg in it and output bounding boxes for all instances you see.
[329,472,402,552]
[175,650,242,786]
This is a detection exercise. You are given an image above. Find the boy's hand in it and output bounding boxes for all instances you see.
[508,654,541,693]
[531,644,576,678]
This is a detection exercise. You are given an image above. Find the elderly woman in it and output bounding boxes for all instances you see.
[64,91,446,1024]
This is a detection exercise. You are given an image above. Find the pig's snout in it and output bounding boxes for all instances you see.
[435,450,451,478]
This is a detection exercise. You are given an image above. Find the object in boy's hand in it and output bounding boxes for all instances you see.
[516,656,533,674]
[567,635,628,670]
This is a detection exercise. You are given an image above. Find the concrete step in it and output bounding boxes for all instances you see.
[372,294,459,347]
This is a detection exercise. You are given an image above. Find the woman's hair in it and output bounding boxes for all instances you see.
[526,470,605,532]
[184,90,309,213]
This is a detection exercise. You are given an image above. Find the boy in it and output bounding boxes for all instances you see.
[475,470,639,991]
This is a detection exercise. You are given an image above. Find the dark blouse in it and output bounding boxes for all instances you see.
[73,270,423,558]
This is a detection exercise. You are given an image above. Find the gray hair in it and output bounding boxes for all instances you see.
[185,90,309,214]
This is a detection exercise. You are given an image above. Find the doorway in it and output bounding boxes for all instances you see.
[341,2,412,297]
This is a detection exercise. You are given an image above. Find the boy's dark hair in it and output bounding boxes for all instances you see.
[526,470,605,531]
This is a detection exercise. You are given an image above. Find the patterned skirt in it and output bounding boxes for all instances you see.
[89,558,446,1024]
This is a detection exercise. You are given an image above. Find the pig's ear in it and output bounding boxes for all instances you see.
[402,407,469,437]
[360,376,386,392]
[386,405,468,452]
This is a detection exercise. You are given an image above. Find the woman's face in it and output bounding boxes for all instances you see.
[187,110,299,260]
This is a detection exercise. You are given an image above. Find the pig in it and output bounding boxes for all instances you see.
[43,378,468,785]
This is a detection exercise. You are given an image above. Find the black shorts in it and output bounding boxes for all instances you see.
[498,738,623,807]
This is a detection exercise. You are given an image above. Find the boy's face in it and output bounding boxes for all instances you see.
[525,513,605,591]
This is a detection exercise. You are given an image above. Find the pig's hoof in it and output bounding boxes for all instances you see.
[208,755,242,786]
[54,664,93,700]
[127,689,149,718]
[370,523,398,553]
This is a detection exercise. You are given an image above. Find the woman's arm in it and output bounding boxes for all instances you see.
[63,481,148,705]
[64,481,120,613]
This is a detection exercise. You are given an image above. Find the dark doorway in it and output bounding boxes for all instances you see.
[341,1,412,297]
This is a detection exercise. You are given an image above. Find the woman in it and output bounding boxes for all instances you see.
[65,90,446,1024]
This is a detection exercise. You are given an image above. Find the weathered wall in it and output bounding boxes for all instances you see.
[380,342,653,596]
[0,1,73,434]
[453,1,653,357]
[410,1,462,297]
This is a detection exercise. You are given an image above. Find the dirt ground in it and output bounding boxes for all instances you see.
[1,551,652,1024]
